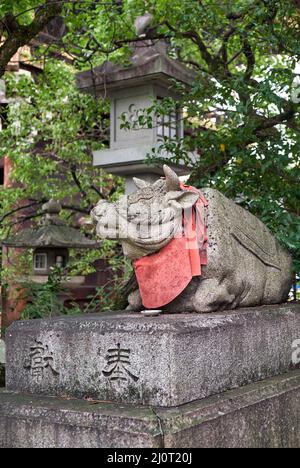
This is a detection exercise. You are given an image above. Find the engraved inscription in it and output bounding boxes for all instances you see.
[102,343,139,383]
[24,339,59,383]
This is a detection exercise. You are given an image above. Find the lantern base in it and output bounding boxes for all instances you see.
[93,145,194,193]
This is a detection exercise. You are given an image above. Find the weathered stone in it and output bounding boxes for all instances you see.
[0,390,162,448]
[159,370,300,448]
[5,304,300,406]
[77,41,196,96]
[91,166,293,313]
[1,370,299,448]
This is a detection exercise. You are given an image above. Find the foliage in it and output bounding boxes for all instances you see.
[0,60,128,303]
[0,59,116,227]
[105,0,300,273]
[20,254,132,320]
[0,0,65,77]
[84,255,133,312]
[20,266,82,319]
[1,0,300,288]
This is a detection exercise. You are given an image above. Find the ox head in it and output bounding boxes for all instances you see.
[91,165,199,260]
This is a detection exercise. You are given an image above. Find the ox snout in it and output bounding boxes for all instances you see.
[91,200,120,240]
[91,200,108,224]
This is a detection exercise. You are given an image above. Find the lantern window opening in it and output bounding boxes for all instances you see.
[157,99,179,141]
[34,253,48,271]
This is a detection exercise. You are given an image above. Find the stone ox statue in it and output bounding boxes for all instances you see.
[91,166,292,313]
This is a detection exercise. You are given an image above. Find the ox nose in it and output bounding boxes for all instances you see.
[92,201,108,220]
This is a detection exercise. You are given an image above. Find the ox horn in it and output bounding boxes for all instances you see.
[163,165,180,192]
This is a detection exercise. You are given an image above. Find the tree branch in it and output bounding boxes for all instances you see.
[0,201,43,225]
[242,37,255,81]
[0,0,63,77]
[254,108,296,133]
[165,21,213,65]
[90,184,106,199]
[70,164,92,207]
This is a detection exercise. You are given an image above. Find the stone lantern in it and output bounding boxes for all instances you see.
[77,40,196,193]
[3,200,99,279]
[0,79,9,133]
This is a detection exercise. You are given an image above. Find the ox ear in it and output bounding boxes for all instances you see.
[163,165,180,192]
[133,177,150,189]
[166,191,199,210]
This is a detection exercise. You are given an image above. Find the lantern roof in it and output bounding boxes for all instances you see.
[76,41,196,97]
[2,200,99,249]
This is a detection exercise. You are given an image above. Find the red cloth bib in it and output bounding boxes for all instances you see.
[134,184,208,309]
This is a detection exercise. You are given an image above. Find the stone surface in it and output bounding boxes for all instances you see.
[125,173,161,195]
[1,370,299,448]
[5,303,300,406]
[92,146,190,178]
[80,42,195,189]
[0,390,162,448]
[92,166,293,313]
[159,370,300,448]
[76,41,196,96]
[90,84,192,191]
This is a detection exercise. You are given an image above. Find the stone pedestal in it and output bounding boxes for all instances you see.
[0,371,299,448]
[5,304,300,406]
[1,303,300,448]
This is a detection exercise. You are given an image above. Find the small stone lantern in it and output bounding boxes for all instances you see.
[0,79,9,133]
[3,200,99,279]
[77,40,196,193]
